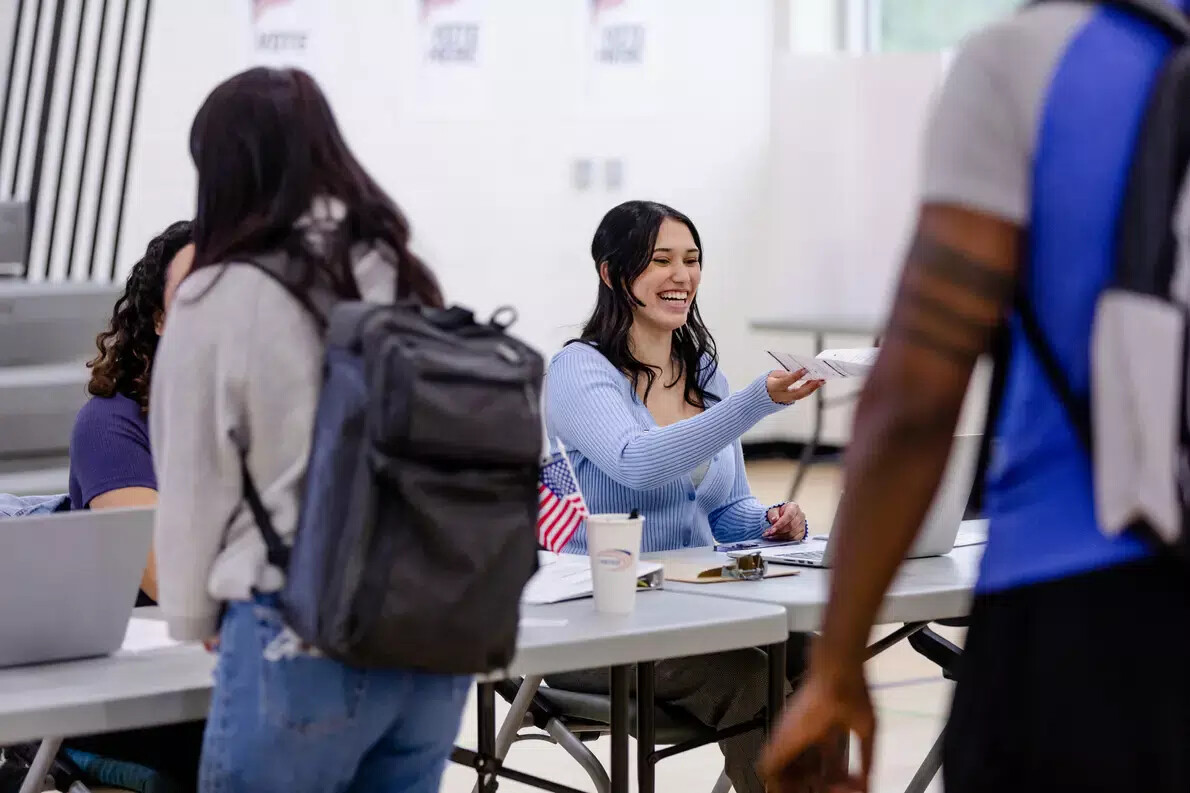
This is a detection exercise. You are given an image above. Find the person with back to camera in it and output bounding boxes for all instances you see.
[544,200,827,793]
[149,67,468,792]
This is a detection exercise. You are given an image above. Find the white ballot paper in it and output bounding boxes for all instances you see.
[522,551,664,606]
[767,347,879,381]
[121,617,182,653]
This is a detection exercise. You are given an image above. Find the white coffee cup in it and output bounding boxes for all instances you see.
[585,513,645,614]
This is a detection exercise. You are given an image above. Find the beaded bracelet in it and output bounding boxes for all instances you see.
[766,502,809,542]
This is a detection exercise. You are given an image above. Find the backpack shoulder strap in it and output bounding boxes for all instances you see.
[967,281,1093,516]
[1015,284,1093,451]
[227,431,291,572]
[237,251,339,330]
[968,324,1011,517]
[225,250,337,573]
[1032,0,1190,41]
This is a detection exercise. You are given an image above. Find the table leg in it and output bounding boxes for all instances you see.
[766,640,788,733]
[637,661,656,793]
[609,665,632,793]
[477,683,497,793]
[786,331,826,502]
[470,676,544,793]
[18,737,62,793]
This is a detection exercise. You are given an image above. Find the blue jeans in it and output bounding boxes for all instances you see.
[200,597,470,793]
[0,493,68,517]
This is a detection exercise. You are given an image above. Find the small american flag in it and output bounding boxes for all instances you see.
[538,444,588,553]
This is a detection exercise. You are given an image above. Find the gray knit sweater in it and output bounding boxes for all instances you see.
[150,255,394,641]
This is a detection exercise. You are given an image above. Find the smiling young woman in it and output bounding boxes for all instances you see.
[542,200,826,793]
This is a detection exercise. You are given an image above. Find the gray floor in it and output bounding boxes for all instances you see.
[442,460,957,793]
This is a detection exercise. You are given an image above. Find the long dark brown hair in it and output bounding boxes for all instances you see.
[86,220,194,412]
[575,200,718,408]
[187,67,442,307]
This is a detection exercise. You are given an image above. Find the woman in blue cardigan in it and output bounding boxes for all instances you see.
[545,200,824,793]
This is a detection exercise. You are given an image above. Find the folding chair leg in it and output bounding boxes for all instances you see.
[497,675,543,758]
[545,720,611,793]
[471,676,545,793]
[710,768,733,793]
[903,728,944,793]
[17,738,62,793]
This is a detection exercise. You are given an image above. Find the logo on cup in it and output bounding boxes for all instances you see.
[596,549,633,571]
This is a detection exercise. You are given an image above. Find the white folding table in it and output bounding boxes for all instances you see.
[0,595,789,793]
[651,530,986,793]
[463,591,790,793]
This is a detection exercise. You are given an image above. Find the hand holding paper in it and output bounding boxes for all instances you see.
[767,347,879,381]
[766,369,824,403]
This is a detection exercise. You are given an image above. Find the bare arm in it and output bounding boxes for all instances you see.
[815,203,1019,667]
[90,486,159,601]
[760,204,1021,791]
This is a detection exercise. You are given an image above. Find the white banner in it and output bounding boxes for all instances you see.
[249,0,327,77]
[412,0,490,118]
[581,0,660,115]
[420,0,483,66]
[589,0,645,66]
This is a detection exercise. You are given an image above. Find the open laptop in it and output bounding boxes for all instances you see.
[739,434,981,568]
[0,507,152,667]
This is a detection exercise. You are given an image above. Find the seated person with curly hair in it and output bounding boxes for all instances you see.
[61,220,205,793]
[71,220,193,604]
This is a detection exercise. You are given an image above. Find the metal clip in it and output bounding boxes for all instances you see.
[720,552,767,581]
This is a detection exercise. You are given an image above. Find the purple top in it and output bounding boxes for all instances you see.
[69,393,157,509]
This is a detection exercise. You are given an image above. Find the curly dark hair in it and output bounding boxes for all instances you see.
[87,220,194,411]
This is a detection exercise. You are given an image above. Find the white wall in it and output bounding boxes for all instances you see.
[122,0,782,391]
[125,0,976,446]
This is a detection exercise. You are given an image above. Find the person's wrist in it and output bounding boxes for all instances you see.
[809,634,868,677]
[754,373,788,411]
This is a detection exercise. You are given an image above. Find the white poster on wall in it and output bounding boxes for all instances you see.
[763,53,947,325]
[249,0,328,78]
[580,0,661,116]
[412,0,490,117]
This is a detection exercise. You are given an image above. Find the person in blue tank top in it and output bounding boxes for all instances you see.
[761,2,1190,792]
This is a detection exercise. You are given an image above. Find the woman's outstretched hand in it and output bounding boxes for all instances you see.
[767,369,825,405]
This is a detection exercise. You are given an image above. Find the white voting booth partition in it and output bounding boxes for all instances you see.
[750,52,989,447]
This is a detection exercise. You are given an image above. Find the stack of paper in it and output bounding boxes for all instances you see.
[768,347,879,381]
[121,617,183,653]
[521,552,664,606]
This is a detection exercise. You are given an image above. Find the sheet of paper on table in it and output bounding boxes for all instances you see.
[768,347,879,380]
[522,551,664,606]
[121,617,183,653]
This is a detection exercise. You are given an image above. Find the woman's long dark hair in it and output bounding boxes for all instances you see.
[87,220,194,412]
[187,67,442,307]
[576,200,718,409]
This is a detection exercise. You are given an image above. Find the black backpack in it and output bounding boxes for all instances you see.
[974,0,1190,559]
[238,253,542,673]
